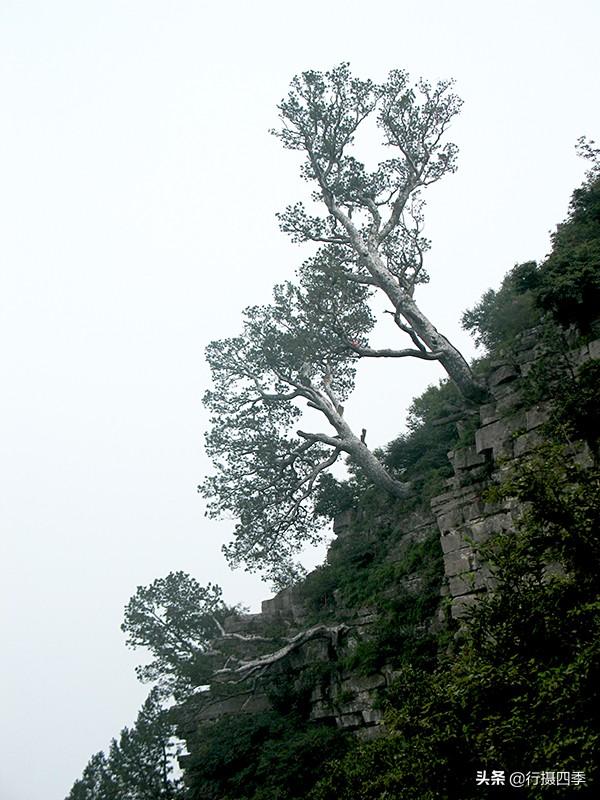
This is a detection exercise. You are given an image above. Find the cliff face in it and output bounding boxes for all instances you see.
[176,507,440,748]
[436,332,600,619]
[175,330,600,786]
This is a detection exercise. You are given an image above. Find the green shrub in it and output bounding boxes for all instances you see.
[186,711,348,800]
[311,451,600,800]
[536,176,600,332]
[461,262,540,353]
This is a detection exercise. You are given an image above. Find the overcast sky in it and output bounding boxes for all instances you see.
[1,2,599,798]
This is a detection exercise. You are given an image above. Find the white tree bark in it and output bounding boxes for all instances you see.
[213,623,349,683]
[322,194,487,403]
[297,380,411,499]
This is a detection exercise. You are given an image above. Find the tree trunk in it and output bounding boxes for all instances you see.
[214,624,349,682]
[364,248,488,403]
[346,435,412,499]
[317,396,412,500]
[400,295,488,403]
[329,411,411,499]
[329,206,489,404]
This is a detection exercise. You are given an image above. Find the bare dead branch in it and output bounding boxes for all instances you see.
[297,429,345,449]
[213,624,349,683]
[349,343,441,360]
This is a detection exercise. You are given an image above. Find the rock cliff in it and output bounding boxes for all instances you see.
[175,330,600,777]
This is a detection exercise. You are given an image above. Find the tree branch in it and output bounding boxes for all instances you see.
[210,616,278,645]
[212,624,349,683]
[378,184,417,243]
[349,343,442,360]
[342,271,379,287]
[297,429,345,449]
[384,309,428,352]
[253,380,302,403]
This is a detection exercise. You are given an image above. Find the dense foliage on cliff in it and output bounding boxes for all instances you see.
[67,154,600,799]
[309,450,600,799]
[534,139,600,332]
[462,140,600,352]
[177,160,600,800]
[182,707,347,800]
[66,689,183,800]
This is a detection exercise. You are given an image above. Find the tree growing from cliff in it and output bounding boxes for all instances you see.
[201,272,411,586]
[121,572,229,698]
[199,63,489,585]
[122,571,356,697]
[273,63,486,403]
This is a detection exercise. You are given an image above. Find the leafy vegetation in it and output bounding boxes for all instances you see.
[68,128,600,799]
[183,710,347,800]
[199,271,407,588]
[121,572,231,700]
[273,63,486,403]
[300,525,444,672]
[461,261,540,353]
[534,139,600,333]
[462,138,600,354]
[200,61,495,589]
[66,689,183,800]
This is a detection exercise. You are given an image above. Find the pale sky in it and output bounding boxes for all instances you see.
[1,2,598,798]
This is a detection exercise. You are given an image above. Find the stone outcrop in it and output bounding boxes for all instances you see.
[176,329,600,770]
[176,507,440,749]
[433,331,600,618]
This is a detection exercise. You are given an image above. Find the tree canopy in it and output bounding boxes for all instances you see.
[66,689,182,800]
[198,63,503,584]
[200,272,410,586]
[534,137,600,332]
[272,63,485,402]
[121,572,229,698]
